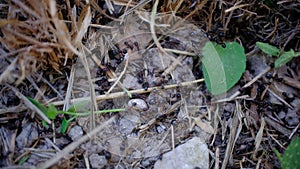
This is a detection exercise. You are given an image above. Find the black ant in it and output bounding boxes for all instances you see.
[142,82,149,91]
[134,41,139,51]
[124,41,134,50]
[205,31,226,48]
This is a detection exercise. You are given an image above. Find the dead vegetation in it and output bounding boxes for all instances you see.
[0,0,300,168]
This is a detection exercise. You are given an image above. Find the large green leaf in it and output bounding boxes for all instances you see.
[276,137,300,169]
[202,42,246,95]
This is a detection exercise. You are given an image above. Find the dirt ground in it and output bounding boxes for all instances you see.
[0,0,300,169]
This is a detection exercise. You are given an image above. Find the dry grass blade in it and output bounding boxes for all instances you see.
[221,102,242,169]
[75,4,91,44]
[253,118,265,160]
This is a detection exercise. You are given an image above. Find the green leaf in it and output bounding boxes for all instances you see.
[256,42,280,56]
[274,148,282,162]
[202,42,246,95]
[18,155,29,165]
[42,120,49,128]
[27,97,47,113]
[279,137,300,169]
[46,104,58,120]
[67,100,88,112]
[275,49,296,68]
[61,117,69,133]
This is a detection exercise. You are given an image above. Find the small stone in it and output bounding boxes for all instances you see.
[278,111,286,119]
[128,98,148,111]
[68,125,83,141]
[154,137,209,169]
[16,123,38,150]
[89,153,107,169]
[285,111,299,126]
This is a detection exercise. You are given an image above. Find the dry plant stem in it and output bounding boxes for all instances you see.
[6,84,51,124]
[63,64,75,111]
[51,78,204,106]
[163,48,197,56]
[221,102,242,169]
[266,18,278,39]
[78,47,98,131]
[150,0,181,66]
[162,55,185,77]
[264,117,291,137]
[281,24,300,52]
[120,0,151,21]
[35,73,63,99]
[266,130,286,149]
[288,123,300,139]
[224,4,250,13]
[88,51,130,96]
[253,118,265,160]
[215,147,220,169]
[267,88,293,109]
[37,116,116,169]
[182,0,208,21]
[136,101,182,132]
[283,76,300,90]
[106,54,129,94]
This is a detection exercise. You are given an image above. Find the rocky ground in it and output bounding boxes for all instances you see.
[0,0,300,169]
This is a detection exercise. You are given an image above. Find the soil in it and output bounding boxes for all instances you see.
[0,1,300,169]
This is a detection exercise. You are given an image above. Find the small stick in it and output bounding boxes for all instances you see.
[51,78,204,106]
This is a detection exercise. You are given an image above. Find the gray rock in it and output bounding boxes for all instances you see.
[89,153,107,169]
[16,123,38,149]
[154,137,209,169]
[68,125,83,141]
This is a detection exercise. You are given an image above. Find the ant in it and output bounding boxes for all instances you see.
[205,31,227,48]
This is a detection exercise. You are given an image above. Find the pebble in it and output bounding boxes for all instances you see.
[154,137,209,169]
[68,125,83,141]
[89,153,107,169]
[16,123,38,150]
[128,98,148,111]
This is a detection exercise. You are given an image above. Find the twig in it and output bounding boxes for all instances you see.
[150,0,181,66]
[51,78,204,106]
[289,123,300,139]
[267,88,294,109]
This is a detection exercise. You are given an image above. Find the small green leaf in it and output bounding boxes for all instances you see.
[256,42,280,56]
[18,155,29,165]
[46,104,58,120]
[275,49,295,68]
[42,120,49,128]
[27,97,47,113]
[61,117,69,133]
[202,42,246,95]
